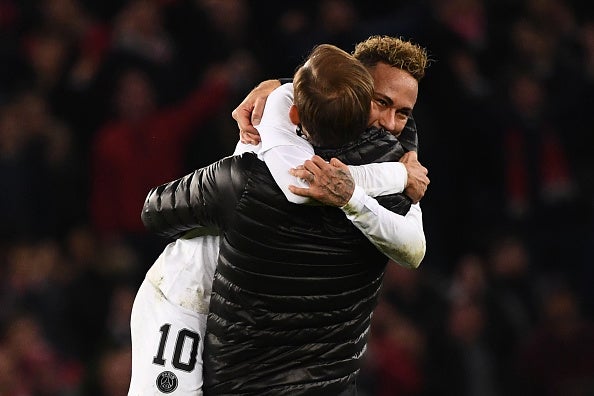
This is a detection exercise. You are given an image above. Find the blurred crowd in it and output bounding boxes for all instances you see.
[0,0,593,395]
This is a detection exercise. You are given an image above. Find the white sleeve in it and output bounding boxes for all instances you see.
[233,140,260,155]
[341,186,426,268]
[347,162,407,196]
[257,84,311,154]
[255,83,316,204]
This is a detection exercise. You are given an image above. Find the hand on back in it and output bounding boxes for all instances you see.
[289,156,355,207]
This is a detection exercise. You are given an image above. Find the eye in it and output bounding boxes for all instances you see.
[396,110,412,119]
[374,98,388,107]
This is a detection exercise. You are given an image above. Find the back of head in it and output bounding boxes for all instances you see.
[353,35,429,82]
[293,44,374,148]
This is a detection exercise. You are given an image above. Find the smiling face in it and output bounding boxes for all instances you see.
[367,62,419,137]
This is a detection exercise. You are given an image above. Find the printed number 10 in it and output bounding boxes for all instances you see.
[153,324,200,372]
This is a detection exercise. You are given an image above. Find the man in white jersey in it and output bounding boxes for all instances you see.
[129,37,430,395]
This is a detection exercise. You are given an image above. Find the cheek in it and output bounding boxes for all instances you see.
[392,118,408,136]
[368,103,382,125]
[375,108,393,124]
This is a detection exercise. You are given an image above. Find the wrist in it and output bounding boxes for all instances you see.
[340,185,366,211]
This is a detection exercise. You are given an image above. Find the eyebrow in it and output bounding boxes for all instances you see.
[375,93,412,113]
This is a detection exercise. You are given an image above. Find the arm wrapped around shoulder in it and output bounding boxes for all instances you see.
[341,188,425,269]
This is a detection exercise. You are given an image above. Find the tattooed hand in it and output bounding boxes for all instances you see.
[288,155,355,207]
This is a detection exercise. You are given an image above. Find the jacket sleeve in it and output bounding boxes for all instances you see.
[342,189,425,269]
[399,116,419,153]
[141,154,251,239]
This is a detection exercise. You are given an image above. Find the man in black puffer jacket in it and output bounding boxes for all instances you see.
[142,44,423,395]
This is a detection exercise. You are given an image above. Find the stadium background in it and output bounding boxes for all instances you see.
[0,0,593,394]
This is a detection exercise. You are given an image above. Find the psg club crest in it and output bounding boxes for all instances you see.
[156,371,178,393]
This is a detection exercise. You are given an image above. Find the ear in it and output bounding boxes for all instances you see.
[289,104,300,125]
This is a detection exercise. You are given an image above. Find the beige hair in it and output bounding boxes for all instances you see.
[353,35,430,82]
[293,44,374,147]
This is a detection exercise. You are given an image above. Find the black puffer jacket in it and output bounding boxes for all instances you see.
[142,127,413,395]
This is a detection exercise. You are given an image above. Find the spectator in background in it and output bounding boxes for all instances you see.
[2,314,83,395]
[515,285,594,396]
[485,235,539,352]
[94,346,132,396]
[361,297,425,396]
[35,0,111,147]
[361,260,448,396]
[422,253,504,396]
[177,0,264,165]
[0,343,31,396]
[0,89,84,241]
[88,1,261,250]
[443,297,501,396]
[88,64,231,260]
[17,89,86,237]
[0,100,39,240]
[104,0,184,106]
[111,0,174,68]
[59,226,116,364]
[501,71,576,220]
[359,260,448,396]
[499,69,584,282]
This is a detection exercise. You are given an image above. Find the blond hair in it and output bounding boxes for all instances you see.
[353,35,429,82]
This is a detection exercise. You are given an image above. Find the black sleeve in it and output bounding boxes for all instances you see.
[141,153,255,239]
[399,116,419,153]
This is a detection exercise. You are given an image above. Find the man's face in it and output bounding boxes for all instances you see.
[367,62,419,136]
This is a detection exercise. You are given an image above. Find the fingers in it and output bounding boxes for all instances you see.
[329,157,348,170]
[304,156,334,176]
[289,155,354,206]
[251,98,266,126]
[290,155,337,186]
[230,105,244,123]
[233,104,260,144]
[231,103,253,129]
[289,167,313,183]
[313,156,348,171]
[234,105,260,144]
[239,128,260,145]
[302,159,320,175]
[294,155,335,183]
[310,155,328,167]
[288,184,314,197]
[232,79,281,142]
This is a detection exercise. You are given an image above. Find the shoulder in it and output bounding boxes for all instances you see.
[208,152,265,193]
[314,127,405,165]
[212,151,260,177]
